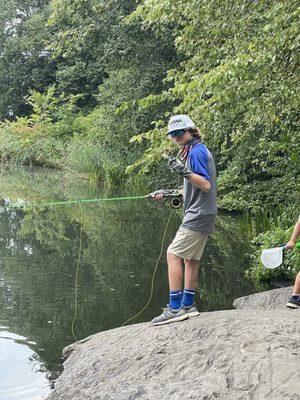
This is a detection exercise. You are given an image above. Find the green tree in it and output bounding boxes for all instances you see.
[0,0,56,119]
[48,0,180,167]
[129,0,300,210]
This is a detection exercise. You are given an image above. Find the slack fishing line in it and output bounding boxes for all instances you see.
[121,208,175,327]
[71,207,176,339]
[3,191,181,340]
[70,203,176,339]
[71,204,84,342]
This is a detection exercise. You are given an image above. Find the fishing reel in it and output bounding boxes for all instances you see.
[169,195,183,209]
[147,189,183,209]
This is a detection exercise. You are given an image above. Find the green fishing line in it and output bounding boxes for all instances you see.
[3,195,146,210]
[71,204,84,342]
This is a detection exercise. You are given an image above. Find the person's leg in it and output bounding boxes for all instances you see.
[181,259,199,308]
[167,251,183,291]
[151,228,201,324]
[184,259,199,289]
[292,272,300,295]
[151,251,187,325]
[286,272,300,309]
[167,251,183,310]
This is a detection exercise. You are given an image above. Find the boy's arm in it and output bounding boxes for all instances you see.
[167,148,211,193]
[286,218,300,249]
[187,173,211,192]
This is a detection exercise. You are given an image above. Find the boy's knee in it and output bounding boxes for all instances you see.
[185,259,199,268]
[167,250,179,261]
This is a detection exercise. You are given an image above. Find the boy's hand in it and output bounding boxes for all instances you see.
[167,157,192,179]
[148,190,164,200]
[286,240,295,250]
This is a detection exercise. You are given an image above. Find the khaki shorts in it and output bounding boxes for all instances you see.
[168,227,208,261]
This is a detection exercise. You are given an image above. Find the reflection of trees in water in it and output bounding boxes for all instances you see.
[0,200,181,376]
[0,192,268,378]
[64,201,181,332]
[0,208,79,377]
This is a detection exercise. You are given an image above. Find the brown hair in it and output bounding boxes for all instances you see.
[187,127,201,141]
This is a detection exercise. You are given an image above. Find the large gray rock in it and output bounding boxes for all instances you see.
[47,307,300,400]
[233,286,293,310]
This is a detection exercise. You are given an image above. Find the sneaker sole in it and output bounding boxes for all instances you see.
[186,311,200,317]
[152,314,189,326]
[286,302,300,309]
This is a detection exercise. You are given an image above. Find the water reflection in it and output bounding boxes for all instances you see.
[0,166,268,399]
[0,330,49,400]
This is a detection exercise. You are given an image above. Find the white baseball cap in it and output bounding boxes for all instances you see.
[167,114,196,134]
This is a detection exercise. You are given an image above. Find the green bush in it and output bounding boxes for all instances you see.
[246,210,300,282]
[0,119,67,167]
[65,138,105,176]
[64,137,131,188]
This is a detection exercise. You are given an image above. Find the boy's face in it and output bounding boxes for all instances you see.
[169,129,193,147]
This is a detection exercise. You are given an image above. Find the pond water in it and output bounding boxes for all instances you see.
[0,166,269,399]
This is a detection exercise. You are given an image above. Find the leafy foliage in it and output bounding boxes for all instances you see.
[0,87,81,166]
[0,0,56,118]
[246,208,300,281]
[0,0,298,270]
[247,227,300,282]
[129,0,300,210]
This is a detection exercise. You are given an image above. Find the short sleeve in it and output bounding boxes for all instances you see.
[189,144,211,180]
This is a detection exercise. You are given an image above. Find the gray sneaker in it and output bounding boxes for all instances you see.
[151,305,188,326]
[286,295,300,309]
[182,304,200,317]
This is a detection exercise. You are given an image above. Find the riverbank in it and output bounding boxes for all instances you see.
[46,287,299,400]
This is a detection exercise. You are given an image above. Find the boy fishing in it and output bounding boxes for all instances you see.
[151,115,217,325]
[286,216,300,309]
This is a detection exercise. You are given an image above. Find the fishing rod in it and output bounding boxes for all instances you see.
[1,190,183,211]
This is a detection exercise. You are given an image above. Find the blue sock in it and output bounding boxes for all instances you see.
[169,290,182,310]
[182,289,195,307]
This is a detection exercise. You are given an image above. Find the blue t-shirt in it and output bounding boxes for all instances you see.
[189,143,211,181]
[181,143,217,234]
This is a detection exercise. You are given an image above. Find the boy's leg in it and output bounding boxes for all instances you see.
[292,272,300,295]
[151,251,187,325]
[184,259,199,289]
[151,228,205,324]
[165,228,205,291]
[167,251,183,310]
[167,251,183,291]
[182,232,207,309]
[182,259,199,308]
[286,272,300,309]
[181,259,200,316]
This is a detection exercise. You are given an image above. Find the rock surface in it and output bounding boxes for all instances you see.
[47,289,300,400]
[233,286,293,310]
